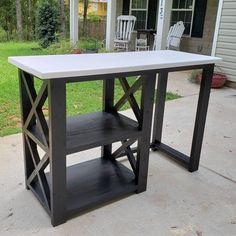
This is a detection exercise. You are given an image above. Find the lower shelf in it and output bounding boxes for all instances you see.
[30,158,137,219]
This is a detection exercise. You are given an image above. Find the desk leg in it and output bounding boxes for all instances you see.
[151,71,168,146]
[48,80,67,226]
[136,73,156,193]
[151,65,214,172]
[189,64,214,172]
[19,70,36,189]
[101,78,115,158]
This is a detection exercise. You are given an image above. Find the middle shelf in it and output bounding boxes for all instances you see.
[30,111,140,155]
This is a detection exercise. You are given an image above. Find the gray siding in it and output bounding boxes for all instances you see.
[215,0,236,82]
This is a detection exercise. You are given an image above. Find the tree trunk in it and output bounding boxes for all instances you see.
[28,0,33,40]
[16,0,23,40]
[83,0,89,36]
[60,0,66,37]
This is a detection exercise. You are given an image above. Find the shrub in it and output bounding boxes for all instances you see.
[0,27,7,42]
[77,37,102,49]
[44,40,73,54]
[87,12,102,22]
[188,70,201,84]
[35,1,58,48]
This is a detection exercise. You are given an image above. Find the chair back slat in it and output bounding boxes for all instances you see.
[114,15,136,51]
[167,21,185,49]
[123,20,127,39]
[125,20,130,40]
[116,15,136,41]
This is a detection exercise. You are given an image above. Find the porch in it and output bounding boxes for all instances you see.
[70,0,219,55]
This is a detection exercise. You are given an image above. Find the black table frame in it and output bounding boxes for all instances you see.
[18,62,214,226]
[19,69,157,226]
[151,64,214,172]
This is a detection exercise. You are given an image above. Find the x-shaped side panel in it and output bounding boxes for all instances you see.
[25,135,50,210]
[111,138,137,175]
[114,77,142,123]
[21,71,49,150]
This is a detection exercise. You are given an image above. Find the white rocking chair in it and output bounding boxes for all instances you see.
[153,21,185,50]
[114,15,136,51]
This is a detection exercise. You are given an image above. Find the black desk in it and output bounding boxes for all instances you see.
[8,51,220,226]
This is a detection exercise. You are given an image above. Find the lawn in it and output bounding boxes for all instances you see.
[0,42,181,136]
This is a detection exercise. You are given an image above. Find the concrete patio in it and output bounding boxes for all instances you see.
[0,73,235,236]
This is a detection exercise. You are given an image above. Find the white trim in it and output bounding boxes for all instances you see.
[170,0,196,37]
[70,0,79,45]
[211,0,224,56]
[129,0,149,29]
[189,0,196,37]
[106,0,116,51]
[156,0,173,50]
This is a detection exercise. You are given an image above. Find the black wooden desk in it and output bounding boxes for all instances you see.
[8,51,220,226]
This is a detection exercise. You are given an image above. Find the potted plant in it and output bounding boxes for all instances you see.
[71,49,82,54]
[189,67,227,88]
[83,38,100,54]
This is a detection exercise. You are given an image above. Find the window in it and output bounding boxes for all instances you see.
[123,0,158,30]
[171,0,195,36]
[92,3,98,12]
[130,0,149,30]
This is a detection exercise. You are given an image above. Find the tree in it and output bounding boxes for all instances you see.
[28,0,33,40]
[60,0,66,38]
[35,1,58,48]
[0,0,15,40]
[16,0,23,40]
[82,0,89,36]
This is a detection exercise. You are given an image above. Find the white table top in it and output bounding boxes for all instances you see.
[8,50,221,80]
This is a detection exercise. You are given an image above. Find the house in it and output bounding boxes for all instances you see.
[65,0,107,19]
[69,0,236,87]
[78,0,107,19]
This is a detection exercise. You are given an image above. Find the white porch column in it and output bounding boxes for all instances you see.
[70,0,79,45]
[106,0,116,51]
[155,0,173,50]
[211,0,224,56]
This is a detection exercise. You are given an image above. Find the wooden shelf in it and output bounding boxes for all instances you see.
[30,158,137,218]
[30,112,140,155]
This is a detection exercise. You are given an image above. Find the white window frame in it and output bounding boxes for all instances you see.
[171,0,196,37]
[129,0,149,30]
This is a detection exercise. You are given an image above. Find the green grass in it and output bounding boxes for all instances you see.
[0,41,181,136]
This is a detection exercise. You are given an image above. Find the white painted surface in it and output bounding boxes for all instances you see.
[70,0,79,45]
[106,0,117,51]
[8,51,221,79]
[155,0,173,50]
[211,0,224,56]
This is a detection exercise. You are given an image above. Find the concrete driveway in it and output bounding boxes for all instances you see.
[0,73,235,236]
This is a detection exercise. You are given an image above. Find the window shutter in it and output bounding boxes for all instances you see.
[147,0,158,29]
[123,0,130,15]
[191,0,208,37]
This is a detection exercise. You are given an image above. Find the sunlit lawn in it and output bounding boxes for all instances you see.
[0,42,181,136]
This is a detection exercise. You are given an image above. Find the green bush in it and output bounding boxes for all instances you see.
[35,1,58,48]
[0,27,7,42]
[188,70,201,84]
[77,37,102,49]
[44,40,73,54]
[87,12,102,22]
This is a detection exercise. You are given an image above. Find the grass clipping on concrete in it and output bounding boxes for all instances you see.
[0,42,181,136]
